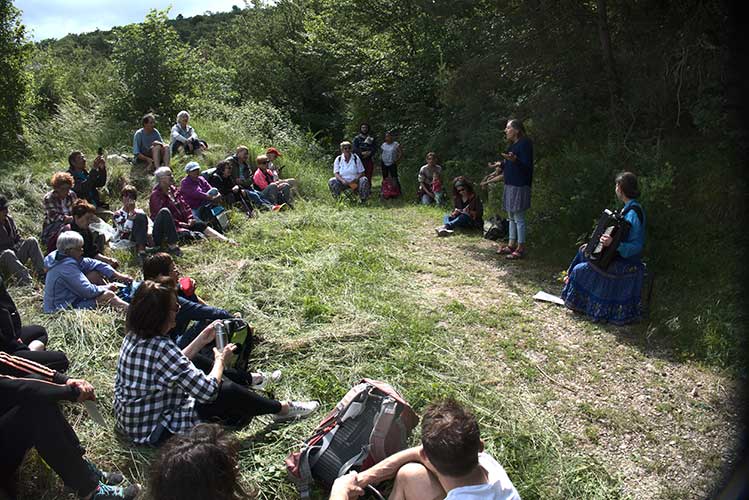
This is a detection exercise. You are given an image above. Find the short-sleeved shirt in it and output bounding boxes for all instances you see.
[445,453,521,500]
[418,164,442,184]
[380,141,400,166]
[333,154,364,183]
[133,128,164,156]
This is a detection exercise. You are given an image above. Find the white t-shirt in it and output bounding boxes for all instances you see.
[333,154,364,182]
[380,141,399,165]
[444,453,521,500]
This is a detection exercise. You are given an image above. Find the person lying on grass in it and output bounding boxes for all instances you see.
[149,167,236,244]
[0,352,141,500]
[114,278,319,446]
[43,231,131,313]
[436,177,484,237]
[330,398,520,500]
[111,184,182,263]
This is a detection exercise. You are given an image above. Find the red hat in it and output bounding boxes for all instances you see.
[266,147,282,157]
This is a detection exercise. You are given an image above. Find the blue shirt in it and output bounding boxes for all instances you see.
[502,137,533,187]
[618,199,645,259]
[133,128,164,155]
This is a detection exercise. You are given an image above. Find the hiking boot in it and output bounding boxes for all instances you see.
[87,482,141,500]
[85,461,124,486]
[250,370,282,391]
[274,401,320,422]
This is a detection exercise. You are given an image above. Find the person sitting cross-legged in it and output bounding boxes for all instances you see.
[43,231,131,313]
[332,398,521,500]
[114,278,319,446]
[0,196,45,285]
[0,352,141,500]
[436,177,484,237]
[328,141,370,202]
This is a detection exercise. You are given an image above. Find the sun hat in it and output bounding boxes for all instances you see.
[184,162,201,173]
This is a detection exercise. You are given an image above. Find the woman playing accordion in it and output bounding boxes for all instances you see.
[561,172,646,325]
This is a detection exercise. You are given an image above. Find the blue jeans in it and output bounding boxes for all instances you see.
[507,210,527,244]
[242,189,273,209]
[420,192,443,205]
[443,213,474,230]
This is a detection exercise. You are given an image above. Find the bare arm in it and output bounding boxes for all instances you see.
[357,446,423,487]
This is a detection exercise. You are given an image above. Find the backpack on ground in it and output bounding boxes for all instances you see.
[285,379,419,499]
[381,177,401,199]
[219,318,254,372]
[483,215,509,241]
[197,203,229,234]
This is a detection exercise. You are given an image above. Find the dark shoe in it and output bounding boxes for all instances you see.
[85,460,124,486]
[167,245,183,257]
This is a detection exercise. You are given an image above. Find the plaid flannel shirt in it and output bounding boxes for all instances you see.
[42,190,78,241]
[114,333,219,444]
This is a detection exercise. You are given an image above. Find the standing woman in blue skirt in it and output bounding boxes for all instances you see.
[561,172,646,325]
[495,119,534,260]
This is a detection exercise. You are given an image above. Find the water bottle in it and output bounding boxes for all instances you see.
[215,322,227,350]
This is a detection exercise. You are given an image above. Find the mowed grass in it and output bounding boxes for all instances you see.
[11,197,622,500]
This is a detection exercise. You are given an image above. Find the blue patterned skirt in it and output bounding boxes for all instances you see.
[561,249,644,325]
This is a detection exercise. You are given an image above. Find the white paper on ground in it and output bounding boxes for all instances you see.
[83,400,107,426]
[533,291,565,305]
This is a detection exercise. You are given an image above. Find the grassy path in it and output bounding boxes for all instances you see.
[15,201,740,499]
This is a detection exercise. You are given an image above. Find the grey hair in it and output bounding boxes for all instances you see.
[177,110,190,122]
[57,231,84,255]
[154,166,173,179]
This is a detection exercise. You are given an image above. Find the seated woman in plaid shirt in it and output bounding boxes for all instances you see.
[114,278,319,446]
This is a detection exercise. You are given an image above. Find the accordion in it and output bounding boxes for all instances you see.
[583,209,632,270]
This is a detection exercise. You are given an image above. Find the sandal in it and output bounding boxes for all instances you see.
[506,248,525,260]
[496,245,516,255]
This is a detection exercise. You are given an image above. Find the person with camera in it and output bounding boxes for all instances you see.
[0,196,46,285]
[43,231,131,313]
[1,351,141,500]
[67,150,111,218]
[114,278,319,446]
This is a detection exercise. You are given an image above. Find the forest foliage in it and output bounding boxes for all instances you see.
[1,0,746,369]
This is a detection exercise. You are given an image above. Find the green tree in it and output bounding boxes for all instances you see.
[0,0,33,158]
[111,8,191,121]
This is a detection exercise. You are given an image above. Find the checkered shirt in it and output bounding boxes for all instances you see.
[114,333,219,444]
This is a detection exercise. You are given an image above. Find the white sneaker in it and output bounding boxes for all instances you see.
[436,227,453,237]
[250,370,282,390]
[274,401,320,422]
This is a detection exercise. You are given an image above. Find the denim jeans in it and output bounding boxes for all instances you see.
[443,213,474,230]
[507,209,527,244]
[421,192,443,205]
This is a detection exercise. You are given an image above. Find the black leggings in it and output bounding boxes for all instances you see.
[10,326,69,373]
[190,355,282,427]
[0,400,97,498]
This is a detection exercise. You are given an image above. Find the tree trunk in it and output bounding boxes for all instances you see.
[596,0,621,112]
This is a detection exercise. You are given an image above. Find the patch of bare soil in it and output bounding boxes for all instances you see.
[403,222,743,500]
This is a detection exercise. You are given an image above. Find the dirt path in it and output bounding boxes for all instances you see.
[400,214,742,499]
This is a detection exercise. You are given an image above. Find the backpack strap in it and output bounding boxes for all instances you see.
[369,396,399,462]
[337,445,371,478]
